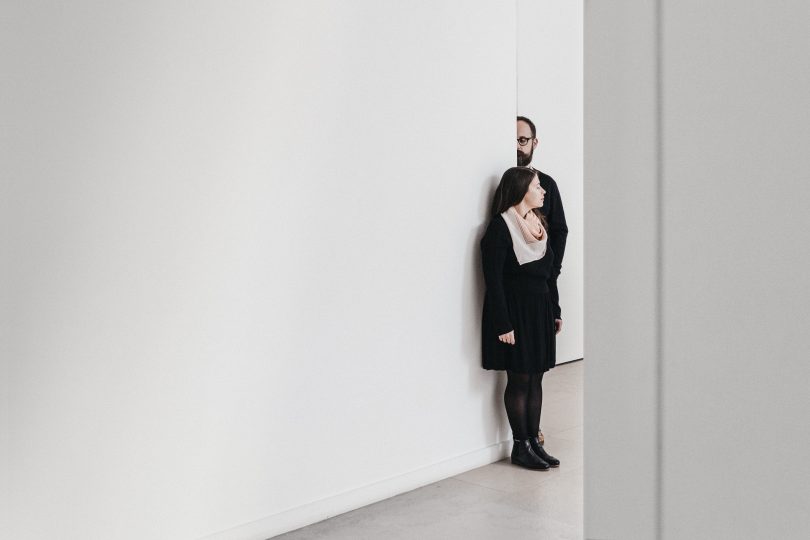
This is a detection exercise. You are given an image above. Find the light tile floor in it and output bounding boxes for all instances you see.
[274,361,583,540]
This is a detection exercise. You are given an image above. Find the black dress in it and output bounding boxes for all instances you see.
[480,215,560,374]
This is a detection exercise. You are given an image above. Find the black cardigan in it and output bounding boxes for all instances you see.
[480,215,561,336]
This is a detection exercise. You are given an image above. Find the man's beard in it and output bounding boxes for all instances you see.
[517,148,533,166]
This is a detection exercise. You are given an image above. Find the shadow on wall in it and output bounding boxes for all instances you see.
[462,174,508,443]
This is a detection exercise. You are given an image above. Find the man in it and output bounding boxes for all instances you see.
[516,115,569,445]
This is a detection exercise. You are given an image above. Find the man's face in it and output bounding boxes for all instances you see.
[517,120,537,166]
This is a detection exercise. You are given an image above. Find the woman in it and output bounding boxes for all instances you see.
[481,166,562,470]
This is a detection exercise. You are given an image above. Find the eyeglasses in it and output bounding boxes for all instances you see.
[517,137,534,147]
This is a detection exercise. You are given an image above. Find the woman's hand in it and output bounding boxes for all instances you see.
[498,331,515,345]
[555,319,563,335]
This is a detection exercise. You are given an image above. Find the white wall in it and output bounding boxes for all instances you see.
[4,2,516,539]
[517,0,584,363]
[586,1,810,539]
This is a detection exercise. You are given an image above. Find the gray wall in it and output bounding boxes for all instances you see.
[585,1,810,539]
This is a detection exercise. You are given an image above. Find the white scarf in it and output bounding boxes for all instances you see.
[501,208,548,265]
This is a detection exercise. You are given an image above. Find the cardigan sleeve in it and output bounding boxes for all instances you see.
[545,178,568,280]
[549,277,562,320]
[481,218,513,336]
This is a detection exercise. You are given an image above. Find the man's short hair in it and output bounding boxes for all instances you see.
[516,116,536,138]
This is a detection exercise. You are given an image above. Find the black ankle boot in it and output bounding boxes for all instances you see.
[511,439,550,470]
[529,437,560,467]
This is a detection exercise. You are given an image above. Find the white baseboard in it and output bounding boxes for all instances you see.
[198,439,512,540]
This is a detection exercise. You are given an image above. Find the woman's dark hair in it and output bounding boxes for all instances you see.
[490,167,547,227]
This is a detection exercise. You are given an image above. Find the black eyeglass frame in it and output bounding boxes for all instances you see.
[516,137,535,147]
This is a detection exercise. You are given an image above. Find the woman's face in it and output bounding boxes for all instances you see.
[522,176,546,209]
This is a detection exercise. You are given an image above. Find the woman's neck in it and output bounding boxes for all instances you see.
[514,202,534,219]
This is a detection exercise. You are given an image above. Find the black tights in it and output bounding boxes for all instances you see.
[504,371,544,440]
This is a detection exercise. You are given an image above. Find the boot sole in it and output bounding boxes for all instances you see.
[511,458,550,471]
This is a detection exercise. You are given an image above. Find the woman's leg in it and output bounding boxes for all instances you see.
[504,371,532,439]
[526,372,544,437]
[526,371,560,466]
[505,370,550,469]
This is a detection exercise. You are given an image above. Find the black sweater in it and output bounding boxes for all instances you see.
[532,167,568,281]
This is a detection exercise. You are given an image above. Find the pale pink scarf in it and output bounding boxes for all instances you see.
[510,207,546,243]
[501,207,548,265]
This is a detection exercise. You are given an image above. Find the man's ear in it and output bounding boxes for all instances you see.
[532,138,539,150]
